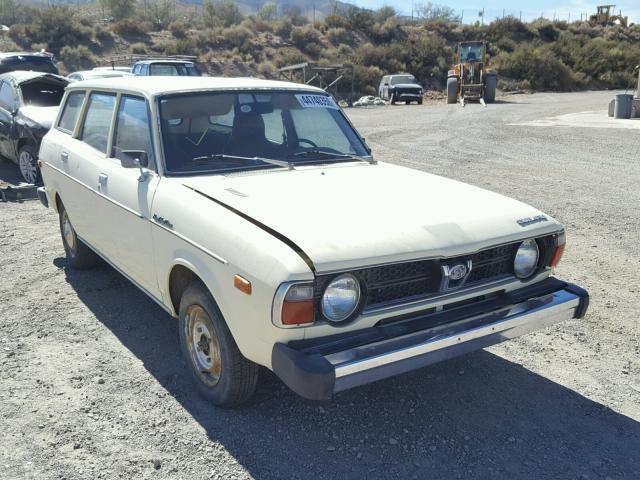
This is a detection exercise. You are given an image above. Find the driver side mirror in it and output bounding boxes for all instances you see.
[120,150,150,181]
[120,150,149,169]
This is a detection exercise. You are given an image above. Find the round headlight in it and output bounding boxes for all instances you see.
[514,239,539,279]
[321,274,361,322]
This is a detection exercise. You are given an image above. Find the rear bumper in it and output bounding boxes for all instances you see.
[272,278,588,401]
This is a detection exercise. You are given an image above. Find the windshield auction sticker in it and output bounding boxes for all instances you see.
[296,94,339,110]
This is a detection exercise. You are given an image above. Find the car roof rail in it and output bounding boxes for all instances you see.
[109,54,198,67]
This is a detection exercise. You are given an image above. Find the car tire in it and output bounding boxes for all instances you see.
[18,145,41,185]
[390,93,396,105]
[418,98,423,105]
[484,74,497,103]
[447,77,458,104]
[58,203,99,270]
[178,281,259,408]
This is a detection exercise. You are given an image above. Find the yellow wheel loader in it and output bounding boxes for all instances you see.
[589,5,628,28]
[447,41,497,106]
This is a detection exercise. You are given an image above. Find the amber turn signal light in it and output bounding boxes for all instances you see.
[550,231,566,268]
[234,275,252,295]
[550,244,565,268]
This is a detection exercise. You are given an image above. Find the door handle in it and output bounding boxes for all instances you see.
[98,174,108,190]
[60,151,69,162]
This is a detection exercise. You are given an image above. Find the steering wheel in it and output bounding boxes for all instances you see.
[297,138,318,148]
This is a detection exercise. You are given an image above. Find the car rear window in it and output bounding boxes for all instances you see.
[58,91,85,133]
[20,80,65,107]
[149,63,200,76]
[0,56,58,75]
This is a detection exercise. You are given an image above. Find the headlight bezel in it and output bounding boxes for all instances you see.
[320,273,362,324]
[514,238,541,280]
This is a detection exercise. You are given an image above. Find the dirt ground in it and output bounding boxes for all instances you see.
[1,91,639,480]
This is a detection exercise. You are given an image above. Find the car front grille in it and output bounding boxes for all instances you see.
[396,88,421,95]
[313,239,553,319]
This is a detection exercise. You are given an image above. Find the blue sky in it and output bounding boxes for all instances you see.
[350,1,640,23]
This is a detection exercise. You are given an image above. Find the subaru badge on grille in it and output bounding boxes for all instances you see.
[440,260,473,291]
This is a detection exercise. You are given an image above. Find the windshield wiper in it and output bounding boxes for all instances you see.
[290,150,377,165]
[192,154,294,170]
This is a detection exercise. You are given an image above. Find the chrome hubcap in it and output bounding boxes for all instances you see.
[185,306,221,387]
[62,212,76,253]
[18,151,37,184]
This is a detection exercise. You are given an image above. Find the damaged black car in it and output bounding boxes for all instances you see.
[0,71,68,184]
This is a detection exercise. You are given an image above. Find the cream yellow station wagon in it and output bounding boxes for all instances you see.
[37,77,589,407]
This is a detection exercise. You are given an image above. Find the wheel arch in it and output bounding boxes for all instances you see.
[53,191,63,214]
[167,259,224,319]
[17,136,37,151]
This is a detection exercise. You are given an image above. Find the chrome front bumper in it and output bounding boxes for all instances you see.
[272,278,588,401]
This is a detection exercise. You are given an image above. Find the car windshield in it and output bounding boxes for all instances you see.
[159,90,369,175]
[0,56,58,75]
[390,75,416,85]
[149,63,200,76]
[19,79,65,107]
[460,44,484,62]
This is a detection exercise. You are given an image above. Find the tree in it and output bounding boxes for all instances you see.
[376,6,396,22]
[146,0,175,29]
[203,0,243,28]
[99,0,136,21]
[0,0,17,25]
[257,3,277,22]
[415,2,461,23]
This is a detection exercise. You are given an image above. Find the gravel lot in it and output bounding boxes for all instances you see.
[1,91,639,480]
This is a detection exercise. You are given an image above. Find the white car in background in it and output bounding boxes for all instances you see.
[67,69,133,82]
[37,77,589,407]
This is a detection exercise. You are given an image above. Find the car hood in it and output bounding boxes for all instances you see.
[179,162,562,273]
[18,106,59,129]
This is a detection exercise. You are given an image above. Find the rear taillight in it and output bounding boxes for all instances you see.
[550,231,566,268]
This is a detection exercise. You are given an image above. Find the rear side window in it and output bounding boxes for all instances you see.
[81,92,116,153]
[58,91,85,133]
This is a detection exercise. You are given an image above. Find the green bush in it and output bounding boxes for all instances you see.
[496,44,576,90]
[60,45,96,71]
[275,18,293,39]
[112,19,147,37]
[203,0,243,28]
[161,38,198,56]
[169,20,188,39]
[131,42,147,54]
[290,25,321,54]
[221,25,254,52]
[327,27,353,46]
[8,7,91,52]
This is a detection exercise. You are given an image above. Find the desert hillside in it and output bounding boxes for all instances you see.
[1,1,639,98]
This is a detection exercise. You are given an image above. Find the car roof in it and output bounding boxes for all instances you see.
[0,52,53,60]
[0,70,66,84]
[134,59,195,65]
[65,76,326,97]
[69,70,132,77]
